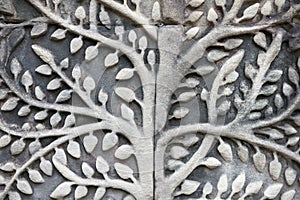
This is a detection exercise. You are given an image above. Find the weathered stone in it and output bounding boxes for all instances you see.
[0,0,299,200]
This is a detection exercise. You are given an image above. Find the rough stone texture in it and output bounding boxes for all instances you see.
[0,0,299,200]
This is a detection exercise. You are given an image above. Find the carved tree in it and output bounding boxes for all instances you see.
[0,0,299,199]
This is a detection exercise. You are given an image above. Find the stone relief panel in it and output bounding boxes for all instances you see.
[0,0,299,199]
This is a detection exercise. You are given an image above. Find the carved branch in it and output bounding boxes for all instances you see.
[26,0,151,83]
[52,158,140,198]
[222,0,244,24]
[232,31,283,123]
[181,5,297,67]
[0,17,50,28]
[97,0,157,40]
[160,123,300,165]
[158,122,300,196]
[249,92,300,129]
[0,67,100,119]
[0,121,106,199]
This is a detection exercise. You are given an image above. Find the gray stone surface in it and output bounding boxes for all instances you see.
[0,0,299,200]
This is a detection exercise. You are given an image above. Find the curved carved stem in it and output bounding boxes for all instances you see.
[0,122,105,200]
[42,52,101,113]
[222,0,244,24]
[53,158,141,198]
[232,31,283,123]
[27,0,150,82]
[249,91,300,129]
[182,5,297,66]
[0,67,100,118]
[160,123,300,164]
[97,0,157,40]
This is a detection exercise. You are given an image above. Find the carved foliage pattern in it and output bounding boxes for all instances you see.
[0,0,299,199]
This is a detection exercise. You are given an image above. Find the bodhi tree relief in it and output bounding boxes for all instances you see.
[0,0,299,199]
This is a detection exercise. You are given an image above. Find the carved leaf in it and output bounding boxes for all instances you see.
[51,29,67,40]
[177,91,196,102]
[253,151,266,172]
[207,50,229,62]
[263,183,283,199]
[121,104,134,121]
[16,179,33,194]
[245,181,263,196]
[40,158,53,176]
[34,110,48,121]
[83,76,95,92]
[47,78,62,90]
[75,6,86,20]
[188,0,205,7]
[202,182,213,196]
[10,139,25,155]
[50,182,73,199]
[75,186,88,199]
[265,70,283,82]
[194,66,215,76]
[207,8,218,23]
[288,67,299,86]
[114,163,134,180]
[10,57,22,80]
[1,97,19,111]
[0,135,11,148]
[215,0,226,7]
[85,46,99,62]
[217,141,233,162]
[83,134,98,153]
[285,167,297,185]
[94,187,106,200]
[115,145,134,160]
[116,68,135,80]
[281,190,296,200]
[32,44,55,64]
[8,192,21,200]
[139,36,148,51]
[275,0,285,11]
[70,37,83,54]
[82,162,95,178]
[96,156,109,174]
[35,64,52,76]
[269,159,282,180]
[21,70,33,92]
[217,174,228,194]
[102,132,118,151]
[185,27,200,40]
[170,146,189,159]
[29,140,41,155]
[152,1,161,21]
[179,180,200,195]
[67,140,81,158]
[254,32,267,49]
[232,172,245,194]
[115,87,136,102]
[99,8,111,29]
[200,157,222,169]
[239,3,260,21]
[105,53,119,67]
[261,1,272,16]
[55,90,72,103]
[171,107,189,119]
[224,39,243,50]
[186,11,203,23]
[53,148,67,165]
[28,169,44,183]
[31,23,47,38]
